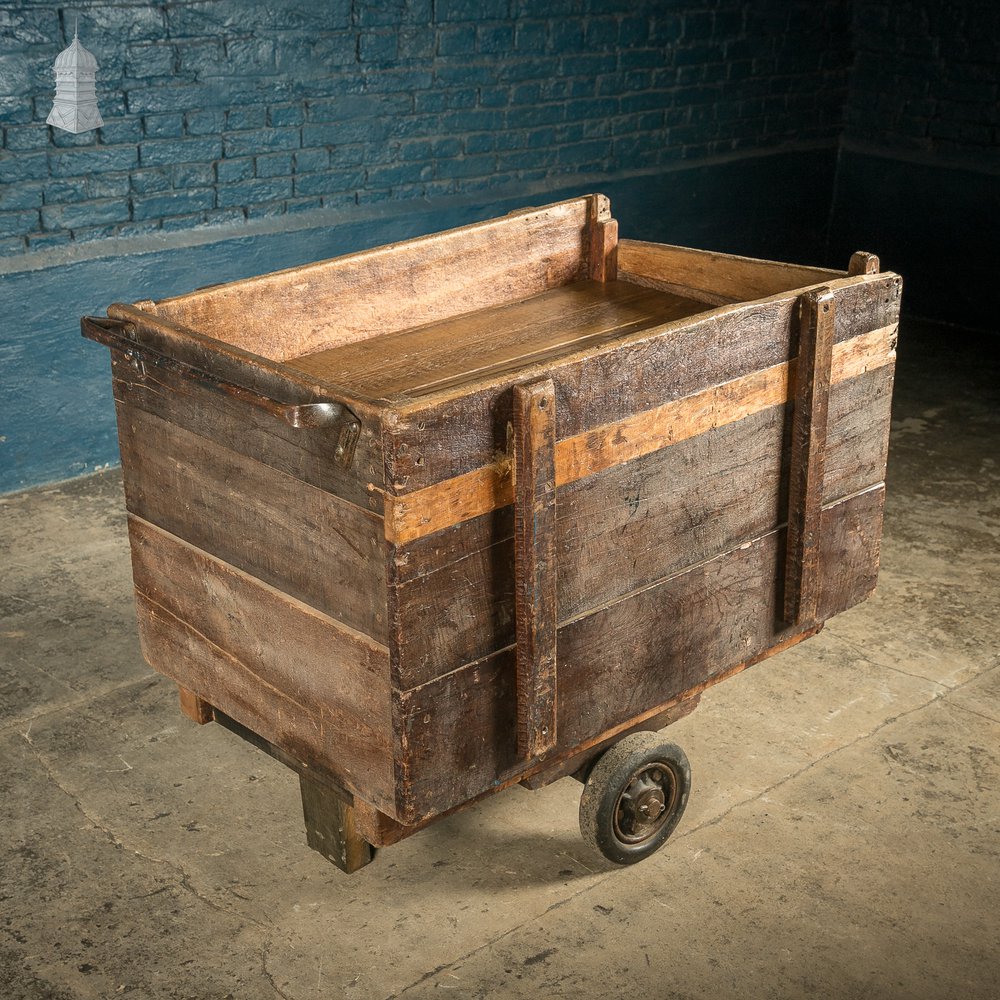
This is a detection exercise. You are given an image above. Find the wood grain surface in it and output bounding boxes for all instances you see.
[110,350,384,514]
[116,404,388,642]
[393,485,885,822]
[512,379,558,760]
[389,363,894,688]
[785,289,836,624]
[384,274,902,496]
[146,197,597,363]
[618,238,845,303]
[133,534,396,816]
[284,280,706,400]
[385,321,896,547]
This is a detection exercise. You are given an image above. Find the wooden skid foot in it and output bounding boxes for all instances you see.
[299,772,374,874]
[178,685,213,724]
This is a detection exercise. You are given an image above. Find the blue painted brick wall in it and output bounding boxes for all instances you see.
[845,0,999,164]
[0,0,851,256]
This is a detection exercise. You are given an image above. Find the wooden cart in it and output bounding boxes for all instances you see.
[83,195,900,872]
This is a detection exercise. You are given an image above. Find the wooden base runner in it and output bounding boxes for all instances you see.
[299,772,374,874]
[178,685,213,725]
[176,688,377,874]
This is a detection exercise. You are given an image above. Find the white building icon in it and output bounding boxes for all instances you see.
[47,27,104,134]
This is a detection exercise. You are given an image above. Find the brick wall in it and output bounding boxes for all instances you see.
[0,0,851,256]
[829,0,999,332]
[844,0,999,164]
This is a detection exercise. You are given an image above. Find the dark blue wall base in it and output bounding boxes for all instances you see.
[1,147,836,494]
[828,147,999,333]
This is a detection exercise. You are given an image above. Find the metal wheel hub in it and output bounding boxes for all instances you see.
[614,765,678,844]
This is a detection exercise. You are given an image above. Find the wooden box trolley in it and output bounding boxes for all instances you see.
[83,195,900,872]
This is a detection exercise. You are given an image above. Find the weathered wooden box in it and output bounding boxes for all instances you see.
[84,195,899,868]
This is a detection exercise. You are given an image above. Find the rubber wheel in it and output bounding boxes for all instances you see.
[579,732,691,865]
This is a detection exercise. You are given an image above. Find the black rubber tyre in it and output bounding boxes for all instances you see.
[579,732,691,865]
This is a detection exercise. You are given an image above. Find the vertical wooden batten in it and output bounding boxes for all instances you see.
[588,193,619,282]
[512,378,559,760]
[785,288,836,626]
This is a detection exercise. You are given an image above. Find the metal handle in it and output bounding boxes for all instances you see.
[82,315,361,467]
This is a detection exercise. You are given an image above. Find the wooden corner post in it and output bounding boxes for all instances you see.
[588,194,618,282]
[512,378,558,760]
[784,288,836,626]
[848,251,880,276]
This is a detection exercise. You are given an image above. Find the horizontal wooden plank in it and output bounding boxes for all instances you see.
[135,587,396,815]
[110,351,384,514]
[618,238,845,303]
[385,322,896,545]
[394,485,885,823]
[147,196,598,365]
[284,280,706,401]
[391,362,893,688]
[384,273,902,498]
[117,404,388,642]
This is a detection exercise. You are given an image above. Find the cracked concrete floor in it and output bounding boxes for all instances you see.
[2,319,998,1000]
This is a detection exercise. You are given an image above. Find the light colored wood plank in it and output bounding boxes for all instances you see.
[147,197,598,363]
[619,238,844,303]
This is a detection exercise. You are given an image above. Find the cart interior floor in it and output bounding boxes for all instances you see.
[284,278,710,400]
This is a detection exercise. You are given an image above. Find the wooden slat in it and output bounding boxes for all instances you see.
[512,379,558,759]
[129,516,396,814]
[618,238,844,303]
[284,280,704,400]
[785,288,836,625]
[385,273,903,495]
[146,197,595,363]
[116,405,388,641]
[384,323,897,546]
[393,485,885,823]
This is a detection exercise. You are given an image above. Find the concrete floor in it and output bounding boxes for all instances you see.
[2,319,998,1000]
